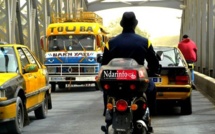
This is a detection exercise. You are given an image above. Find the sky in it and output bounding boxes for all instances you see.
[96,7,182,39]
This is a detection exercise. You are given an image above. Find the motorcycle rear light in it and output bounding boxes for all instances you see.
[104,84,110,90]
[107,103,113,110]
[130,84,136,90]
[143,103,147,110]
[116,99,128,112]
[131,104,138,111]
[175,76,189,84]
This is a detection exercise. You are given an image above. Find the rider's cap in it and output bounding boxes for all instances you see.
[120,11,138,28]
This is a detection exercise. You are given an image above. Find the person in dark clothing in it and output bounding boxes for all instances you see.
[101,11,160,121]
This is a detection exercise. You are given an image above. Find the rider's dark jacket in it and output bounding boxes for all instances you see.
[101,28,159,74]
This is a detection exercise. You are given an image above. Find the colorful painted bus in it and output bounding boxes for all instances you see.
[40,11,109,91]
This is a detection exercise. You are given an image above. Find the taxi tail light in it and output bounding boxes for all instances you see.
[175,76,189,84]
[116,99,128,112]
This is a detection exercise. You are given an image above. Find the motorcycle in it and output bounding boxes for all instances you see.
[96,57,161,134]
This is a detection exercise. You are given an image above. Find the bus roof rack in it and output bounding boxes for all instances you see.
[51,11,103,24]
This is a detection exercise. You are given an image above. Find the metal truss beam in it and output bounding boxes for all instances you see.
[86,0,184,11]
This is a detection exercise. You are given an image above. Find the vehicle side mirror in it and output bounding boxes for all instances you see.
[23,64,38,73]
[156,51,164,61]
[97,54,103,63]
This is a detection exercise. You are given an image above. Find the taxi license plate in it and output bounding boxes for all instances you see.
[50,77,65,81]
[151,77,162,83]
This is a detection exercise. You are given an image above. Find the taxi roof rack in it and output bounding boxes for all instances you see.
[51,11,103,25]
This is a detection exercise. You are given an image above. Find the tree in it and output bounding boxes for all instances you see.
[105,18,150,38]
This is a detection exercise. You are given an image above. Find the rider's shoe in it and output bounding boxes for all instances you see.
[191,82,197,90]
[101,125,108,134]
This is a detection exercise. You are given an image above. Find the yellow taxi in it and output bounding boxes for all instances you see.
[0,44,52,133]
[153,45,192,115]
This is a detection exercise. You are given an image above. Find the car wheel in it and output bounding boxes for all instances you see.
[7,97,24,134]
[34,94,48,119]
[181,96,192,115]
[58,83,66,89]
[51,83,56,92]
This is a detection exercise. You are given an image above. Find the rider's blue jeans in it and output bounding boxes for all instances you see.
[187,61,195,83]
[190,69,194,82]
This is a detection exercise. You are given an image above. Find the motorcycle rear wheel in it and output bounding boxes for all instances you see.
[113,130,130,134]
[133,127,149,134]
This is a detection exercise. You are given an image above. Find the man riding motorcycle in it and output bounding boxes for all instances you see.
[101,11,160,132]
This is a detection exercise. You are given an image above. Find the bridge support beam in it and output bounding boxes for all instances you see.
[86,0,183,11]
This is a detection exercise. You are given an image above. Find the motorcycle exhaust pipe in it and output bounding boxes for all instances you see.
[137,123,143,129]
[136,120,148,130]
